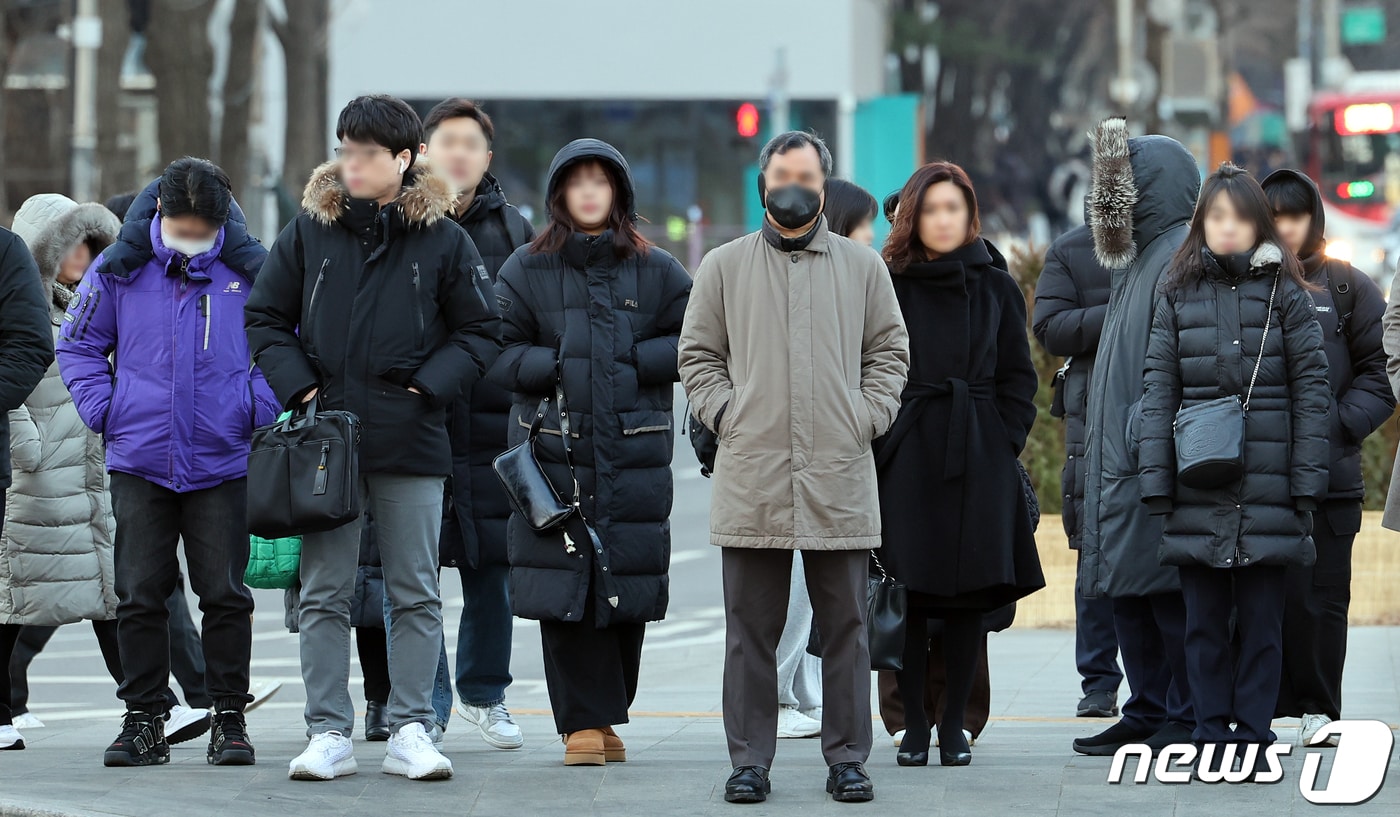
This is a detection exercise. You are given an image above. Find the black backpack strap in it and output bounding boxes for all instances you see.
[1327,261,1358,341]
[500,206,530,252]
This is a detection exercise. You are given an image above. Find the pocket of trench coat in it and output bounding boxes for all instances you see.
[846,389,871,451]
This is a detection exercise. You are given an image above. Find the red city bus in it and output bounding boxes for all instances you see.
[1304,74,1400,273]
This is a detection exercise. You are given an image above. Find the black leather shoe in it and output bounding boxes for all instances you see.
[896,727,930,766]
[364,701,390,742]
[724,766,770,804]
[896,750,928,766]
[826,762,875,802]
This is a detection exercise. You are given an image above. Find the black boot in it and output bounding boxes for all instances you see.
[826,762,875,802]
[724,766,771,803]
[364,701,390,741]
[104,711,170,767]
[207,709,256,766]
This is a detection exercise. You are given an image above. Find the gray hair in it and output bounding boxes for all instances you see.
[758,130,833,177]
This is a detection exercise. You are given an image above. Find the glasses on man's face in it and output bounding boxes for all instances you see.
[334,145,394,164]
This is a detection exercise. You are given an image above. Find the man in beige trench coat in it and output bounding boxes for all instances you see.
[678,131,910,805]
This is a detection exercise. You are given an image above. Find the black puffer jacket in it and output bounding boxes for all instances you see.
[1139,243,1331,568]
[1261,169,1395,501]
[1032,224,1112,544]
[1079,120,1201,598]
[245,160,503,476]
[487,139,692,627]
[0,229,55,490]
[441,174,537,570]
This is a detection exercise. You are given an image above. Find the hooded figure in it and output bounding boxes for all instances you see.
[1069,120,1202,759]
[2,195,120,627]
[489,139,689,630]
[1079,121,1202,599]
[486,138,690,758]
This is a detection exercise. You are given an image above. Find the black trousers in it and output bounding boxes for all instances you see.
[356,625,391,705]
[0,623,19,726]
[109,473,254,713]
[1277,501,1357,720]
[1179,563,1288,744]
[1075,549,1123,695]
[538,573,645,735]
[1112,592,1194,732]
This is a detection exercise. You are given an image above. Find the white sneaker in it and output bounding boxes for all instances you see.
[1299,713,1338,747]
[11,713,44,729]
[289,731,358,780]
[893,729,905,747]
[459,702,523,750]
[245,680,283,713]
[0,725,24,750]
[165,704,211,745]
[382,722,453,780]
[776,705,822,738]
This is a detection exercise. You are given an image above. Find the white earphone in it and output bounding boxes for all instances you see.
[398,159,407,174]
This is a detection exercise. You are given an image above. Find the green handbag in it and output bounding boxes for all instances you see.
[244,534,302,589]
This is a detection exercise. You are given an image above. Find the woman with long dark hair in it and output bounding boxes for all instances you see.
[876,162,1043,768]
[1138,163,1330,779]
[487,139,691,766]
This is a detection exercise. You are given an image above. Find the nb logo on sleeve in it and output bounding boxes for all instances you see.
[1107,719,1394,804]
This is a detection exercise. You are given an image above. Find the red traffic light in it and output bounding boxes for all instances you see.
[736,103,760,138]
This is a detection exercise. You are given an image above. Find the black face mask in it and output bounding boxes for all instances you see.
[760,176,823,230]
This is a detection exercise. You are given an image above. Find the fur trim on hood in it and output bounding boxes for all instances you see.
[1088,117,1137,269]
[10,194,120,314]
[302,159,457,228]
[1250,241,1283,268]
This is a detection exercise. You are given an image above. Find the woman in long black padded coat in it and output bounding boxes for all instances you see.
[876,161,1043,768]
[1138,163,1329,778]
[487,139,690,766]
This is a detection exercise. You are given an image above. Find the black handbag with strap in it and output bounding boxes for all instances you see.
[247,396,362,538]
[1173,271,1279,490]
[805,551,908,671]
[493,384,578,532]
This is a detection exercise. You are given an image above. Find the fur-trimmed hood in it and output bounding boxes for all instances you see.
[1088,118,1200,269]
[10,193,119,314]
[302,159,457,228]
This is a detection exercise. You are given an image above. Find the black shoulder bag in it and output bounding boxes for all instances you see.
[493,384,578,533]
[1173,272,1279,490]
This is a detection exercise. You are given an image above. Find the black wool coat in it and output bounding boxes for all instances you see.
[874,239,1044,611]
[1032,224,1112,545]
[1139,244,1332,568]
[441,175,536,570]
[488,228,691,627]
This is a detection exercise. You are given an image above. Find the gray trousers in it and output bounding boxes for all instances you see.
[776,552,822,711]
[722,548,871,769]
[299,473,445,737]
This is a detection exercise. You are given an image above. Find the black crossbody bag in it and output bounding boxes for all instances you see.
[1173,272,1278,489]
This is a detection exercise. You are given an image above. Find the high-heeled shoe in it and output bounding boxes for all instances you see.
[896,729,931,766]
[938,729,972,766]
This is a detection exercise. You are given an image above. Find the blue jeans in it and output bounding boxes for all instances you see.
[384,562,514,727]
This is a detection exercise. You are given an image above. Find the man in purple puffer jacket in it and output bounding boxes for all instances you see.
[57,158,281,769]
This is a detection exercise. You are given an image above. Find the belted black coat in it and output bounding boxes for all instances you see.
[873,239,1044,610]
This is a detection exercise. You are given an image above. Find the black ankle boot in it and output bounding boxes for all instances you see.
[364,701,390,742]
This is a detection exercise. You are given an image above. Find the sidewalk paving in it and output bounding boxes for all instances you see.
[2,627,1397,816]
